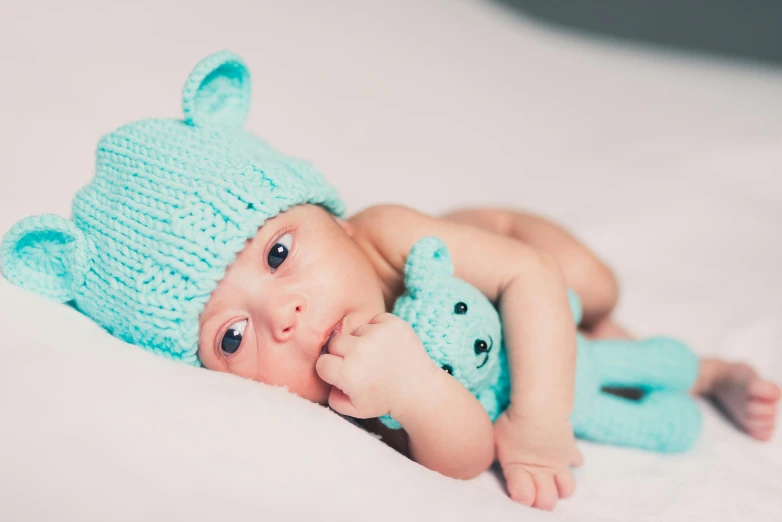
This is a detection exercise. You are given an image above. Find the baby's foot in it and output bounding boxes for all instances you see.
[706,362,781,441]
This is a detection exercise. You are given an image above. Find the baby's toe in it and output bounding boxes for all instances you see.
[757,425,775,441]
[747,379,781,402]
[746,419,775,441]
[745,396,777,441]
[747,399,778,419]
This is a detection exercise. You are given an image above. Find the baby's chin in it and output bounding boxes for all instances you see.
[304,375,332,406]
[316,384,332,406]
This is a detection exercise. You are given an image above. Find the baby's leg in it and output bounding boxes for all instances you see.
[584,317,634,340]
[441,207,621,330]
[692,359,781,441]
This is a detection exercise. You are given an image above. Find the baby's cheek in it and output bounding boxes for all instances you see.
[225,356,261,381]
[297,367,332,405]
[222,343,260,379]
[258,358,331,405]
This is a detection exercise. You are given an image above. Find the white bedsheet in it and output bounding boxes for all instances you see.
[1,1,781,520]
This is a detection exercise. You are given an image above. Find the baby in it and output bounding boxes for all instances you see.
[1,52,779,512]
[198,202,780,508]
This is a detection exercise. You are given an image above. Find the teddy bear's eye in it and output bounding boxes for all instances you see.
[474,339,489,354]
[454,302,468,314]
[441,364,454,375]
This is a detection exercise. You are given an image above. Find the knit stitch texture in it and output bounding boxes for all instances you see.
[0,51,345,366]
[380,237,702,453]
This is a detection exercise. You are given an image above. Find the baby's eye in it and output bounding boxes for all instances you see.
[220,319,247,355]
[268,233,293,272]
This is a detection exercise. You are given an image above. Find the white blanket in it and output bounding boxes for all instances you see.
[1,1,781,520]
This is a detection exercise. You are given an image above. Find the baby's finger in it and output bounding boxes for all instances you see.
[315,354,345,388]
[326,333,358,358]
[570,447,584,468]
[503,465,536,507]
[349,323,374,337]
[368,312,394,324]
[327,387,359,417]
[532,473,558,511]
[555,470,576,499]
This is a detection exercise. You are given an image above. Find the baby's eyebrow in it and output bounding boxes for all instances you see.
[200,293,232,327]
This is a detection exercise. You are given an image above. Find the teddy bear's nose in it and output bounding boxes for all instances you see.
[474,339,490,354]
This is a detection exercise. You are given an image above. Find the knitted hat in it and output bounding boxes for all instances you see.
[0,51,345,366]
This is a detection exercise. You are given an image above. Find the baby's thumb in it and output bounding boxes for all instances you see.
[570,447,584,468]
[328,387,359,418]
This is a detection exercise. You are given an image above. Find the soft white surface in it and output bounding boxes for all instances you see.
[1,0,781,521]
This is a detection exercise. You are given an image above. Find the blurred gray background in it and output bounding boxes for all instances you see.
[497,0,782,66]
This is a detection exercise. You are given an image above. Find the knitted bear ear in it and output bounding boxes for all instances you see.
[182,51,251,129]
[567,288,583,326]
[0,215,91,303]
[403,236,454,296]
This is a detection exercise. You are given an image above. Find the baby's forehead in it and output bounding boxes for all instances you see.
[199,289,231,328]
[200,243,259,322]
[204,203,335,298]
[232,223,271,260]
[201,211,292,299]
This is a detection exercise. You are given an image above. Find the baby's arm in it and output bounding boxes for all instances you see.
[360,369,496,480]
[317,313,495,480]
[441,207,618,328]
[389,364,496,480]
[351,205,579,509]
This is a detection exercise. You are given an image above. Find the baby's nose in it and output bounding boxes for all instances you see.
[269,294,308,342]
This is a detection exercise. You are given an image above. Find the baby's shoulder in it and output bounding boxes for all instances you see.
[347,204,436,241]
[348,204,531,302]
[346,203,433,228]
[347,204,441,270]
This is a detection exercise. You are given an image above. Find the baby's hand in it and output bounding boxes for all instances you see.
[494,407,583,511]
[315,313,436,419]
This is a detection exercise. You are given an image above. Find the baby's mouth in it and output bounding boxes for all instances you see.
[320,318,344,355]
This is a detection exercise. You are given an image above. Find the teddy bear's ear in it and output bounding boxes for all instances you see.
[182,51,251,130]
[403,236,454,295]
[567,288,583,326]
[477,388,502,422]
[0,215,92,303]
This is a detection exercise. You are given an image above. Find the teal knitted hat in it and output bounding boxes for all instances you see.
[0,51,345,366]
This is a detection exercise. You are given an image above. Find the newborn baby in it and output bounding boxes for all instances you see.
[198,202,781,510]
[2,51,779,512]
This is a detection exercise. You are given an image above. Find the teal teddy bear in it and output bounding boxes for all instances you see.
[380,237,702,453]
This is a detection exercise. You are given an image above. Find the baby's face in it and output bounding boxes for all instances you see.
[198,204,386,404]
